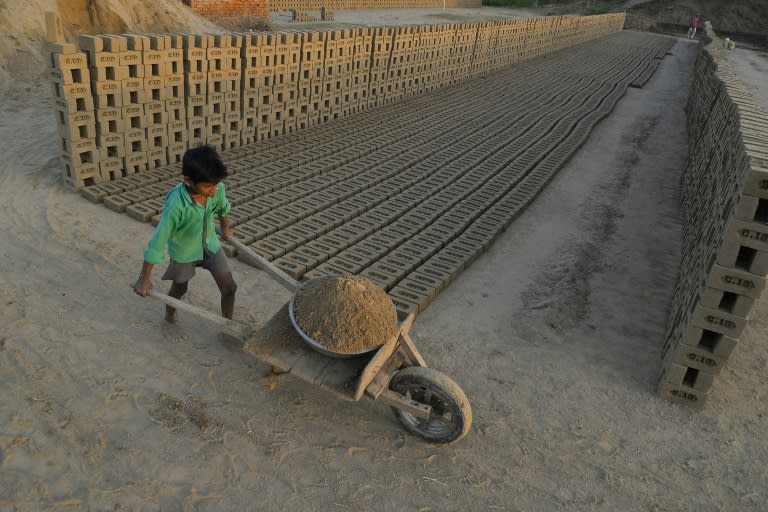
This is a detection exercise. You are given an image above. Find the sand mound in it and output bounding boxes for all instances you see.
[0,0,222,97]
[292,275,398,355]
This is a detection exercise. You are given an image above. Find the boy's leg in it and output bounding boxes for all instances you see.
[212,272,237,319]
[166,281,189,323]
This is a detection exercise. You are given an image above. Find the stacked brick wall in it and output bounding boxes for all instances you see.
[183,0,269,19]
[658,23,768,408]
[47,13,625,188]
[270,0,480,10]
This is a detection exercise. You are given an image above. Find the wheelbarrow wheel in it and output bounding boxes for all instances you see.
[389,367,472,444]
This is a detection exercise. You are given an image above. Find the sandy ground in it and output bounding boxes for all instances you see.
[2,9,768,512]
[269,7,539,29]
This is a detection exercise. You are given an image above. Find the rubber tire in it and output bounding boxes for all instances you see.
[389,366,472,444]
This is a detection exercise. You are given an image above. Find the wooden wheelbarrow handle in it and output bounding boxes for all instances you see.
[223,233,299,293]
[147,289,250,340]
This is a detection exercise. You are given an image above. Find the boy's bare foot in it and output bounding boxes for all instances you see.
[161,323,188,344]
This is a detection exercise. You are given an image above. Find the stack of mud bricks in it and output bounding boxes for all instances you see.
[409,27,430,93]
[434,25,457,88]
[291,10,317,22]
[410,27,431,94]
[272,33,302,135]
[471,23,499,76]
[143,34,186,167]
[319,7,334,21]
[427,25,453,88]
[45,21,184,187]
[44,13,97,188]
[244,33,276,139]
[350,28,373,110]
[225,34,245,149]
[48,44,99,188]
[183,34,209,148]
[82,34,134,181]
[48,12,626,188]
[338,29,358,115]
[451,24,478,83]
[319,30,342,121]
[240,33,260,143]
[658,38,768,408]
[80,33,186,175]
[321,30,356,119]
[387,27,416,101]
[204,33,243,151]
[368,27,394,106]
[297,31,326,127]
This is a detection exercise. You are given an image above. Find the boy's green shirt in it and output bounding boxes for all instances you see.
[143,182,231,265]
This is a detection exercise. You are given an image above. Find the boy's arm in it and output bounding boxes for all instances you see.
[218,215,233,239]
[215,182,232,216]
[144,200,178,264]
[215,183,233,239]
[133,261,155,297]
[134,197,177,297]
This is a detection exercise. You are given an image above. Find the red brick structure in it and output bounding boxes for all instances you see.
[182,0,269,19]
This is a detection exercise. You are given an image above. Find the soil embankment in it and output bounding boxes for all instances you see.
[626,0,768,46]
[0,0,221,97]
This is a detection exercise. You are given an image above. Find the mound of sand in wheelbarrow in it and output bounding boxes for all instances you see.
[293,275,399,355]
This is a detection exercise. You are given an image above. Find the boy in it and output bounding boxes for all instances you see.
[133,145,237,322]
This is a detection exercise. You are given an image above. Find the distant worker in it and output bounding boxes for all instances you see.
[687,14,700,39]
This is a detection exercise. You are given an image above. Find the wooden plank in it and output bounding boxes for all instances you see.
[289,352,334,384]
[227,235,298,292]
[398,333,427,368]
[148,290,248,339]
[243,303,362,400]
[399,311,416,334]
[244,303,317,370]
[354,334,399,401]
[316,359,361,401]
[376,389,431,420]
[353,313,417,401]
[364,351,404,399]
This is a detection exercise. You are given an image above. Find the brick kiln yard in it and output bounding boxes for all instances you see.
[2,2,768,511]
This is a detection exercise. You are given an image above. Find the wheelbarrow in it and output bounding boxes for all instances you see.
[146,236,473,444]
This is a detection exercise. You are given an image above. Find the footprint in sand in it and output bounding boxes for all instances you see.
[161,323,189,344]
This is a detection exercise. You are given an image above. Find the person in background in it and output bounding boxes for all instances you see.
[687,14,700,39]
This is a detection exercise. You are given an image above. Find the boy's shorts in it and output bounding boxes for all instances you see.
[161,248,231,283]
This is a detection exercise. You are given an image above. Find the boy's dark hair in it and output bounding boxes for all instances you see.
[182,145,228,183]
